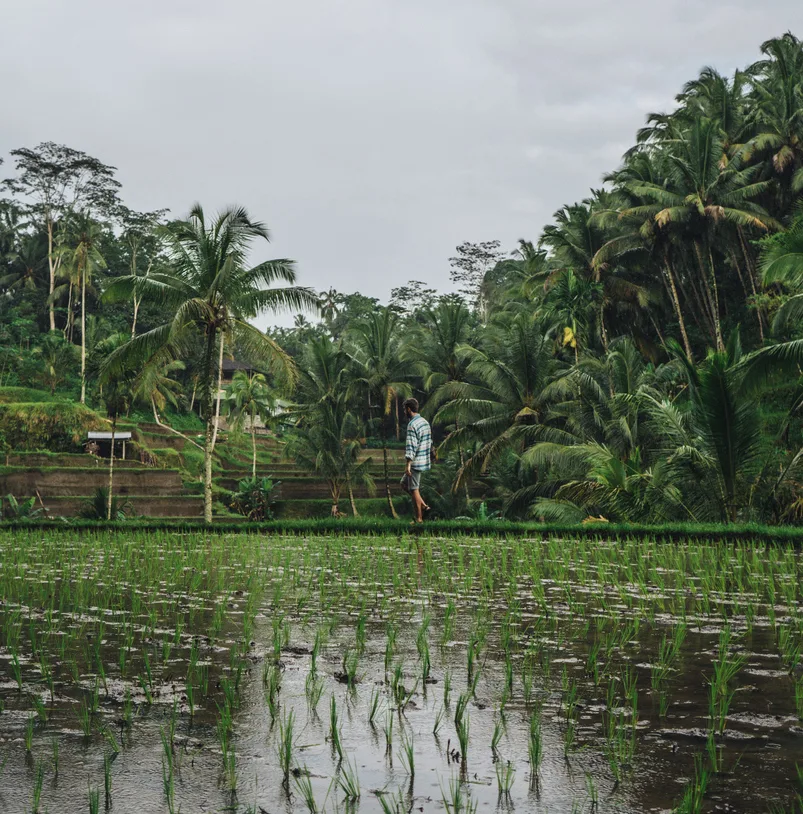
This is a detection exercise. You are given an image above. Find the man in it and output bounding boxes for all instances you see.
[403,397,432,523]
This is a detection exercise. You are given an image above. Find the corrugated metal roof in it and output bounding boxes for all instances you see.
[87,432,132,440]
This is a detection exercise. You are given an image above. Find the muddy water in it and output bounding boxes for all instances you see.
[0,532,802,813]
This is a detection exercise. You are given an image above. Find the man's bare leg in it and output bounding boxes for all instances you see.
[411,488,424,523]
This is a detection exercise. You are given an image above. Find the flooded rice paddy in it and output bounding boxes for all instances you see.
[0,529,802,813]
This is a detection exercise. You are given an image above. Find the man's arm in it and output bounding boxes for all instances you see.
[405,421,418,475]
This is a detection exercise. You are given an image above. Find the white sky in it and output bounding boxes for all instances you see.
[2,1,802,327]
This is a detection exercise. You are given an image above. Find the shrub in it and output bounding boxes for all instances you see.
[1,494,44,520]
[80,488,132,521]
[0,401,106,451]
[229,477,279,520]
[0,387,58,404]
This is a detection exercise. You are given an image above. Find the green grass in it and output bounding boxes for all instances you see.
[2,517,803,542]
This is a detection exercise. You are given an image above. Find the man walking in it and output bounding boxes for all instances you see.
[403,398,432,523]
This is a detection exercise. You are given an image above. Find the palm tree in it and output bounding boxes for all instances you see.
[34,330,77,394]
[759,213,803,333]
[349,308,415,518]
[59,215,107,403]
[102,204,317,523]
[622,118,779,351]
[643,335,762,522]
[746,33,803,215]
[286,337,373,516]
[225,370,275,479]
[435,314,570,488]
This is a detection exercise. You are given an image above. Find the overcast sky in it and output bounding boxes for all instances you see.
[2,1,802,326]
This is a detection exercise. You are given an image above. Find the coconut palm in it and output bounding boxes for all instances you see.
[435,313,570,488]
[34,330,77,395]
[759,213,803,334]
[58,214,106,402]
[622,117,779,351]
[225,370,276,479]
[349,308,415,518]
[286,337,374,516]
[102,204,317,523]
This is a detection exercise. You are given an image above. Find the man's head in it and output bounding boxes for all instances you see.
[403,397,419,418]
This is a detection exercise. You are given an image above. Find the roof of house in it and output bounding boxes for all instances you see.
[222,360,253,372]
[87,432,133,440]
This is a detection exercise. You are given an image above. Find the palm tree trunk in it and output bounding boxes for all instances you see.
[107,419,116,521]
[663,258,693,360]
[210,334,225,453]
[152,396,204,450]
[251,422,257,480]
[80,264,87,404]
[381,418,398,519]
[201,329,218,525]
[131,295,140,339]
[330,482,341,517]
[47,219,56,332]
[65,283,73,341]
[348,479,359,516]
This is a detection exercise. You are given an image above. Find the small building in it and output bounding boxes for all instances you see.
[85,431,132,459]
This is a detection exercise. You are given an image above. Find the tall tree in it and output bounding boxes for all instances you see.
[102,204,317,523]
[60,215,107,403]
[226,370,275,479]
[349,308,415,518]
[2,143,120,331]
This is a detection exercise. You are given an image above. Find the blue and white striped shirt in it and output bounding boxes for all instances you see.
[405,414,432,472]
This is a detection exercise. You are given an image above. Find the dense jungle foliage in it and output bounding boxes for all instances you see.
[3,33,803,524]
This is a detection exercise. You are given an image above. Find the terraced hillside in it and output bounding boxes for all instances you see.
[2,419,479,519]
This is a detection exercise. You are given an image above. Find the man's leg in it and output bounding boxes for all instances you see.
[411,488,424,523]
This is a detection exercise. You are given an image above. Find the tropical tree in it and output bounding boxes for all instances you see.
[435,314,570,488]
[622,118,778,351]
[226,370,275,479]
[349,308,415,518]
[34,330,77,394]
[760,212,803,334]
[1,143,120,331]
[59,214,107,403]
[286,337,374,516]
[102,204,317,523]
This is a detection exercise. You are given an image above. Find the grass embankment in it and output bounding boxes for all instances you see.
[1,517,802,542]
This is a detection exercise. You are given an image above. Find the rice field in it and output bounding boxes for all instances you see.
[0,529,802,813]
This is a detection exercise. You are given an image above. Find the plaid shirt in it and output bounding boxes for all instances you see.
[405,414,432,471]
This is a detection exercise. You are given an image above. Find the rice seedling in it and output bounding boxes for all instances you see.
[31,760,45,813]
[368,685,382,725]
[24,713,34,751]
[337,755,361,800]
[88,783,101,814]
[293,767,318,813]
[440,775,477,814]
[433,703,445,736]
[306,671,325,713]
[328,694,344,762]
[496,760,515,797]
[528,706,543,778]
[399,729,415,776]
[104,752,113,807]
[51,737,59,777]
[278,708,296,782]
